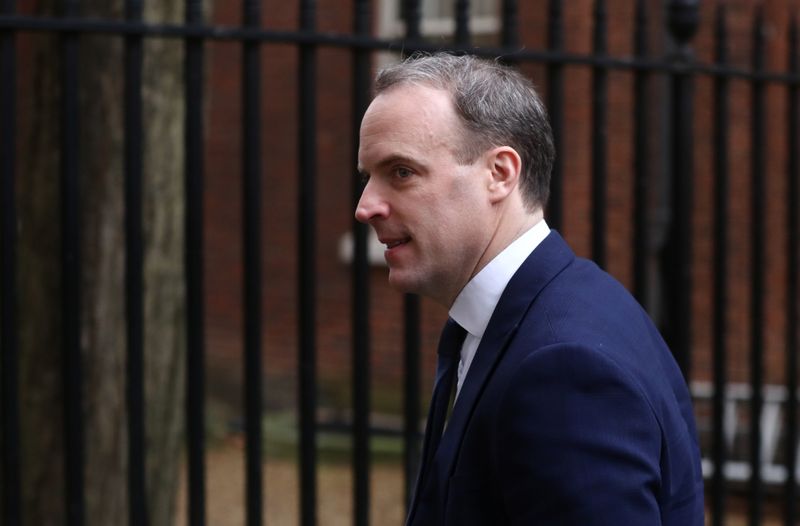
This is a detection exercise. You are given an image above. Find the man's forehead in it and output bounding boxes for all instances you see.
[361,85,458,140]
[356,83,467,171]
[357,126,429,171]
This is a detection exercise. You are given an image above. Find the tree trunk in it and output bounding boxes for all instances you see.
[18,1,187,524]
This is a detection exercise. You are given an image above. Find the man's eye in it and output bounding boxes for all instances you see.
[395,167,412,178]
[359,172,370,184]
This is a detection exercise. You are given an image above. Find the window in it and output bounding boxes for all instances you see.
[378,0,500,43]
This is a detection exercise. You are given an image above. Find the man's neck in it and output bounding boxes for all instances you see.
[477,207,543,275]
[441,207,544,308]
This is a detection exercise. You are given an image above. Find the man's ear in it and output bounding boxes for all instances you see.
[486,146,522,204]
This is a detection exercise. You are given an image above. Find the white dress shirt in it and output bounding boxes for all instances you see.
[449,219,550,400]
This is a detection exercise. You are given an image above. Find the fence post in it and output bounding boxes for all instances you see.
[242,0,264,524]
[748,9,767,524]
[632,0,650,307]
[60,0,86,522]
[591,0,608,268]
[123,0,147,524]
[298,2,319,525]
[401,0,423,514]
[546,0,563,231]
[710,6,729,525]
[0,0,20,524]
[184,0,207,523]
[662,0,699,381]
[785,16,800,525]
[351,3,372,525]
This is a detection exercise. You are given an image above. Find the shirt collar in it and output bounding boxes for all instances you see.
[449,219,550,338]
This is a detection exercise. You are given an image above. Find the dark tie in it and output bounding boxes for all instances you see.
[417,318,467,487]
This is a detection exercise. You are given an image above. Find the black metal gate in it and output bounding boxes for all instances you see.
[1,1,799,525]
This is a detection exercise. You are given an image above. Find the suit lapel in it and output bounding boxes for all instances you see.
[424,231,575,493]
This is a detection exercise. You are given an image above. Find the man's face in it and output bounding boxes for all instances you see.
[355,84,495,306]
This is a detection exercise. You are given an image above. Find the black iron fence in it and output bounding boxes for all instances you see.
[1,1,799,525]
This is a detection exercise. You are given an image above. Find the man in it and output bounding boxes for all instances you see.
[355,53,704,525]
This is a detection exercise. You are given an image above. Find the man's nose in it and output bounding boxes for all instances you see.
[355,181,389,224]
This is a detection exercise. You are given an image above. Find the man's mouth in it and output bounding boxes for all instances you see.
[382,237,411,249]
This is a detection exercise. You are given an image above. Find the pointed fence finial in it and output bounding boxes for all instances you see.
[668,0,700,51]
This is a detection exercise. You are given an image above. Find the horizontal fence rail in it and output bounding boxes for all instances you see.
[1,1,799,526]
[0,14,798,81]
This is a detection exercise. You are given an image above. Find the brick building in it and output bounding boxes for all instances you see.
[4,2,798,523]
[196,0,798,416]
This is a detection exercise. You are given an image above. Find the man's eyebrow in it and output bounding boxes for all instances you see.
[358,154,423,177]
[368,155,420,173]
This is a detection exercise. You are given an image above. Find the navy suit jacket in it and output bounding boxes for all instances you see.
[407,232,704,525]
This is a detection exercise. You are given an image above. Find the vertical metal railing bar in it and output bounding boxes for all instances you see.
[0,0,20,523]
[632,0,649,306]
[590,0,607,268]
[242,0,264,524]
[710,7,729,526]
[784,16,799,526]
[123,0,147,524]
[184,0,206,523]
[401,0,422,513]
[298,1,318,525]
[664,0,698,380]
[546,0,563,232]
[351,1,371,524]
[454,0,470,48]
[402,293,421,510]
[748,9,766,526]
[60,0,85,523]
[500,0,518,50]
[403,0,421,42]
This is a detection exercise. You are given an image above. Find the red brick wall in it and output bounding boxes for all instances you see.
[204,0,453,410]
[691,0,796,386]
[8,0,796,414]
[199,0,798,410]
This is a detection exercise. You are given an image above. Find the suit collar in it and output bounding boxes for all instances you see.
[449,219,551,339]
[412,231,575,519]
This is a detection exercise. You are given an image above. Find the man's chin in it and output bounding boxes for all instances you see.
[388,270,454,306]
[387,270,420,295]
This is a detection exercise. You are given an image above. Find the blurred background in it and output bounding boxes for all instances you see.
[1,0,799,525]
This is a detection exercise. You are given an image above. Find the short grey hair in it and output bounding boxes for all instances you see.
[374,52,555,210]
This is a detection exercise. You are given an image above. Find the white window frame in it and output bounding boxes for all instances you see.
[377,0,501,40]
